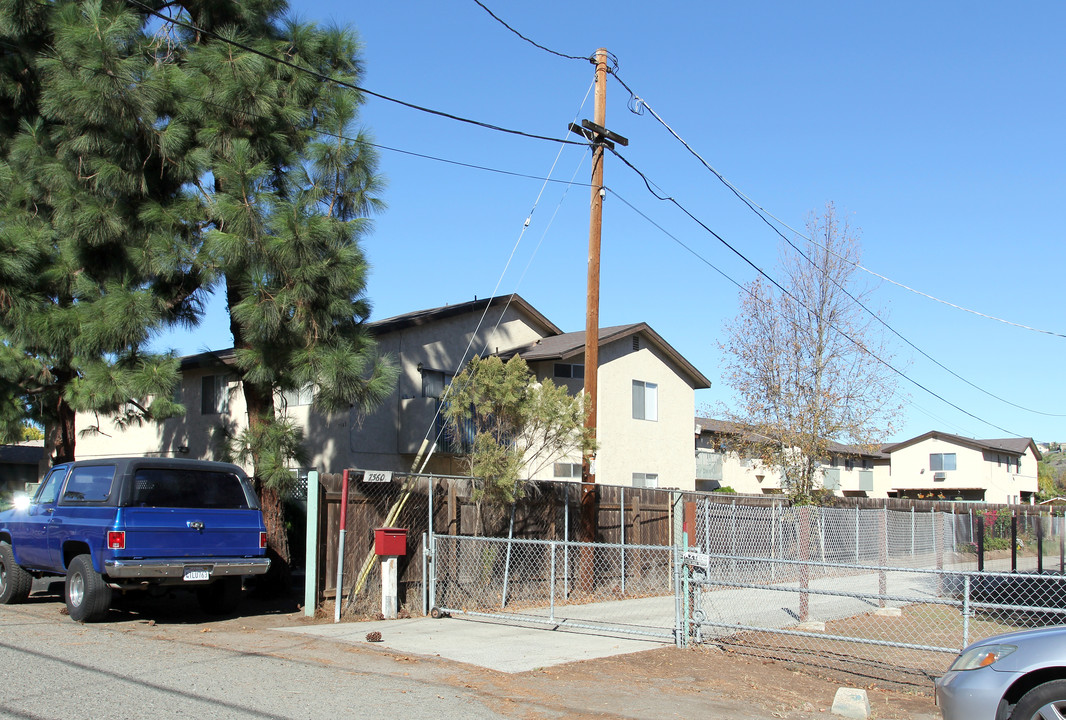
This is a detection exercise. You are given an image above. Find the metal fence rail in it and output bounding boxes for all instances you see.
[430,535,681,642]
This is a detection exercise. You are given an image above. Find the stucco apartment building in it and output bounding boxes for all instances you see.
[74,295,711,490]
[695,419,1040,504]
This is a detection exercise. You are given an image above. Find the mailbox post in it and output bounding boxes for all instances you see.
[374,528,407,619]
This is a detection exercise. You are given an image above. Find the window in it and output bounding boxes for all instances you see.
[34,467,67,505]
[201,374,229,415]
[553,462,582,479]
[632,472,658,488]
[553,363,584,379]
[632,380,658,421]
[930,453,957,472]
[61,466,116,504]
[129,468,251,509]
[421,368,449,400]
[282,385,314,407]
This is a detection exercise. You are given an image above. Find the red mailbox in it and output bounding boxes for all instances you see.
[374,527,407,556]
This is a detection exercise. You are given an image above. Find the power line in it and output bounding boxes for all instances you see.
[472,0,592,63]
[609,71,1066,341]
[606,148,1026,438]
[125,0,585,149]
[607,73,1065,419]
[22,39,591,194]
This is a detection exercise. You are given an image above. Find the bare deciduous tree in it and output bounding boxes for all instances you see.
[719,203,903,501]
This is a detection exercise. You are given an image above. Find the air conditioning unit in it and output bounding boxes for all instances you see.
[933,472,947,481]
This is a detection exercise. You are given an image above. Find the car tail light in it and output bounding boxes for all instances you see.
[260,532,267,549]
[107,531,125,550]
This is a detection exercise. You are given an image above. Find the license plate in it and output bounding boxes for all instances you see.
[183,567,210,582]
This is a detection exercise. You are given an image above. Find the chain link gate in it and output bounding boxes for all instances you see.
[428,533,684,644]
[681,500,1066,680]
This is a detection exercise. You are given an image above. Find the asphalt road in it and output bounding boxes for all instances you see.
[0,603,505,720]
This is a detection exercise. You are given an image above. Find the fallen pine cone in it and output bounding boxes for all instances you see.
[366,631,382,642]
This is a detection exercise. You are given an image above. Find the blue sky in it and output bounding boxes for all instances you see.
[158,1,1066,444]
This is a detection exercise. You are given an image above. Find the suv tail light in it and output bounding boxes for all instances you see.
[260,532,267,549]
[107,531,125,550]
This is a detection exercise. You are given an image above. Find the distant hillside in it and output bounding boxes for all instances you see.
[1044,450,1066,471]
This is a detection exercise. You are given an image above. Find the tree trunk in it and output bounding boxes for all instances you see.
[258,483,292,593]
[230,283,292,593]
[51,391,77,464]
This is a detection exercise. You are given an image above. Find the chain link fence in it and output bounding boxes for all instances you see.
[688,501,1066,684]
[318,473,686,619]
[431,535,679,640]
[311,472,1066,684]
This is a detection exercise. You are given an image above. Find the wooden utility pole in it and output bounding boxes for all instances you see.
[569,48,628,549]
[580,48,608,548]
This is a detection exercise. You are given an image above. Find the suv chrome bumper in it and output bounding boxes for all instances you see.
[104,557,271,578]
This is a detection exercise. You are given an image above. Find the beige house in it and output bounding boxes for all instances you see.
[694,419,1039,504]
[510,324,710,488]
[880,431,1041,504]
[74,295,710,489]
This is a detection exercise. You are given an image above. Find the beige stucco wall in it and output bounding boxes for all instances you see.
[585,336,697,490]
[717,453,783,495]
[74,368,251,468]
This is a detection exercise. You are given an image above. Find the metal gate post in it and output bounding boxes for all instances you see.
[620,487,626,596]
[855,506,860,565]
[428,533,437,614]
[962,575,971,648]
[564,483,571,598]
[549,541,557,623]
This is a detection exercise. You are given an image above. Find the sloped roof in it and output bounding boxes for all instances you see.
[371,294,561,336]
[179,295,561,371]
[881,430,1042,461]
[694,417,889,459]
[512,324,711,389]
[174,296,710,391]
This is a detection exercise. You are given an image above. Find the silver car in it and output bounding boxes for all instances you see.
[936,625,1066,720]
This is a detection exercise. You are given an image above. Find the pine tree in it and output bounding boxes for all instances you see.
[0,1,396,580]
[0,0,195,462]
[173,3,397,577]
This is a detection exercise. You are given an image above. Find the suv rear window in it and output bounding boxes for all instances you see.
[129,469,251,509]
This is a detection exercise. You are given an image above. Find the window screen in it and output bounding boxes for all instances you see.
[929,453,957,472]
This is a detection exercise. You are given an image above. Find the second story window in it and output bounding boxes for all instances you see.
[553,363,584,379]
[632,380,658,421]
[421,367,450,400]
[201,374,230,415]
[930,453,957,472]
